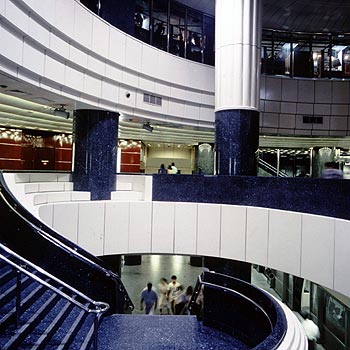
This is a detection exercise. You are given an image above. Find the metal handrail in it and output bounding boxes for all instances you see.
[0,244,109,314]
[197,274,273,332]
[0,187,112,279]
[258,158,288,177]
[0,171,134,310]
[188,271,287,350]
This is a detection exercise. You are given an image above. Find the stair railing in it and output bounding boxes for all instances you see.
[258,158,289,177]
[0,243,109,350]
[188,271,287,350]
[0,172,134,313]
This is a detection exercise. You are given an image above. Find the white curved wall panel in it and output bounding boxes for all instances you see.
[268,210,302,278]
[220,205,246,260]
[0,0,215,128]
[1,0,350,136]
[261,75,350,136]
[104,202,130,255]
[38,200,350,298]
[246,207,269,266]
[174,202,197,255]
[78,202,105,255]
[334,219,350,294]
[152,202,175,254]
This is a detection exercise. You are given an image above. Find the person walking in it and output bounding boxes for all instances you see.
[157,278,170,315]
[167,275,180,314]
[140,282,158,315]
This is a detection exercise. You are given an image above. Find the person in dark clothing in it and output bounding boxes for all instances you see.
[158,163,167,174]
[140,282,158,315]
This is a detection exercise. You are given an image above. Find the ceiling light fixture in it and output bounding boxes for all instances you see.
[142,122,153,132]
[53,105,70,119]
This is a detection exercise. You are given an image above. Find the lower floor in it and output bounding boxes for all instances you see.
[119,255,328,350]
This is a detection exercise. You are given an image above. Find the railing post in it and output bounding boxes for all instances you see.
[16,269,22,327]
[93,314,98,350]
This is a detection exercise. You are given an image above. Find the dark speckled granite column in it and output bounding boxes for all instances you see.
[73,110,119,200]
[215,109,259,176]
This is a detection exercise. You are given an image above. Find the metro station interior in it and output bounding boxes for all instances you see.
[0,0,350,349]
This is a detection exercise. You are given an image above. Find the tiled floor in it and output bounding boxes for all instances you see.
[120,255,279,315]
[120,255,326,350]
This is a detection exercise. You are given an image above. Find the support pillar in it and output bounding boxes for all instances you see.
[215,0,262,175]
[73,110,119,200]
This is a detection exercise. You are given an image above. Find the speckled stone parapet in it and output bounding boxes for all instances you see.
[152,174,350,220]
[73,110,119,200]
[215,109,259,176]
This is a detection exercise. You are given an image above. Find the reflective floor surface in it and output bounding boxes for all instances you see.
[120,255,279,315]
[119,255,325,350]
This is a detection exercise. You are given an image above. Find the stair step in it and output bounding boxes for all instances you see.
[78,313,103,350]
[0,274,32,309]
[2,291,61,350]
[0,283,47,332]
[29,300,75,350]
[0,267,15,287]
[56,308,89,350]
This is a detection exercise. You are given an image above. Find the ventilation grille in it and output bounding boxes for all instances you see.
[143,93,162,106]
[303,116,323,124]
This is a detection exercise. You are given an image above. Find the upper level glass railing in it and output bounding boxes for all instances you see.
[81,0,350,79]
[262,29,350,79]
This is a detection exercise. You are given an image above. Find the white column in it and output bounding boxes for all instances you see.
[215,0,262,112]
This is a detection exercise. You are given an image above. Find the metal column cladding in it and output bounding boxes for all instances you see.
[215,0,262,111]
[215,0,262,175]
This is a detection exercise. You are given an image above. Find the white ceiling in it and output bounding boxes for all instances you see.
[0,72,214,144]
[1,1,350,147]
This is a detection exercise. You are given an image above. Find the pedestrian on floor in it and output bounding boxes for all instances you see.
[140,282,158,315]
[167,275,181,314]
[157,277,170,315]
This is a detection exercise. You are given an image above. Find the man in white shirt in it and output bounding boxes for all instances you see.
[167,275,180,314]
[171,162,178,174]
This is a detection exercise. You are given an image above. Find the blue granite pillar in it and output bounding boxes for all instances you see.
[215,109,259,175]
[73,110,119,200]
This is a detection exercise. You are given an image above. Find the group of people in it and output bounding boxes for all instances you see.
[140,275,193,316]
[158,162,178,174]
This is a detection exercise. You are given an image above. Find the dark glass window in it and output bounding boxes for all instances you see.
[169,2,185,58]
[135,0,151,44]
[324,295,346,344]
[152,0,168,51]
[186,9,203,63]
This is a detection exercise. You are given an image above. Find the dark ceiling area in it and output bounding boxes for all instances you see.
[263,0,350,33]
[176,0,350,33]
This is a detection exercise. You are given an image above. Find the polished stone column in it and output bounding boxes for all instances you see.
[215,0,262,175]
[73,110,119,200]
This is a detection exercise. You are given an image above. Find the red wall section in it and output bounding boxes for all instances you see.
[119,141,142,173]
[0,128,72,171]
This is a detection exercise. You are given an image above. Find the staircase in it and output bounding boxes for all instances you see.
[258,159,288,177]
[0,245,109,350]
